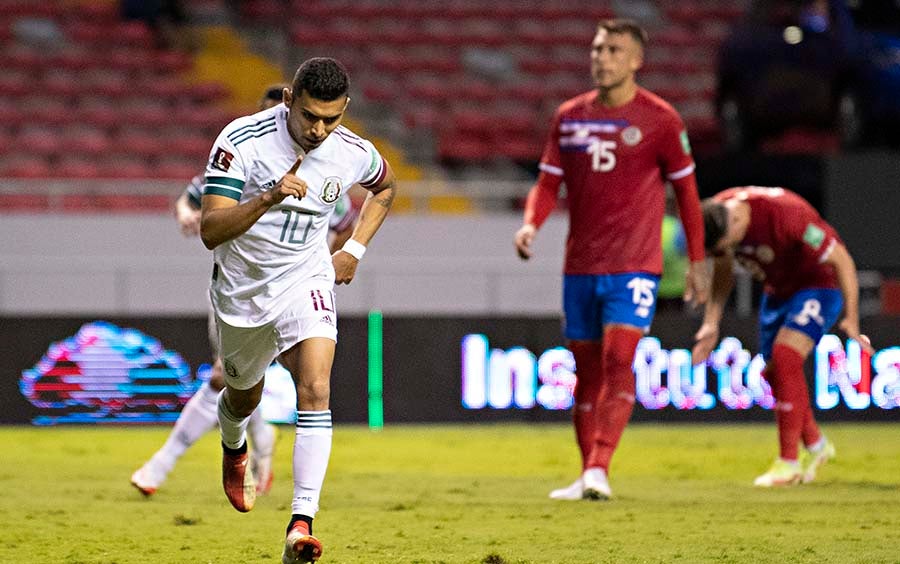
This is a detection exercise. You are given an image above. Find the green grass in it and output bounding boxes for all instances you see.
[2,423,898,564]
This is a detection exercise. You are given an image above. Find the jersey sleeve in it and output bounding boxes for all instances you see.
[785,206,841,264]
[657,111,695,181]
[537,110,564,177]
[203,126,248,202]
[183,174,204,209]
[357,139,387,189]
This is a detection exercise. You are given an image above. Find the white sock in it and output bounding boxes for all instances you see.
[247,407,276,458]
[807,436,827,453]
[291,410,333,517]
[148,382,219,477]
[217,390,250,450]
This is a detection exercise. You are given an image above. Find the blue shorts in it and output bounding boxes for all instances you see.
[758,288,843,360]
[563,273,661,340]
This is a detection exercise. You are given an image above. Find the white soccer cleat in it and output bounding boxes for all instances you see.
[251,423,277,495]
[252,453,274,495]
[548,477,584,500]
[130,465,164,497]
[801,440,836,484]
[581,468,613,500]
[753,458,802,487]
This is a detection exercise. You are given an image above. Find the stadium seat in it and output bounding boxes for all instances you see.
[156,158,202,180]
[0,192,50,211]
[3,155,53,178]
[55,157,103,179]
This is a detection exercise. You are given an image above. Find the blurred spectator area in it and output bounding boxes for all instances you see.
[279,0,747,166]
[0,0,231,180]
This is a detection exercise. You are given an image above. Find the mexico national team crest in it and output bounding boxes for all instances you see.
[321,176,342,203]
[621,126,642,146]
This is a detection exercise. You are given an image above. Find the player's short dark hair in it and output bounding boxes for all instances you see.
[702,199,729,252]
[597,18,648,46]
[291,58,349,101]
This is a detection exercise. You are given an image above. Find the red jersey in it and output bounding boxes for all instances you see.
[714,187,842,299]
[538,88,696,275]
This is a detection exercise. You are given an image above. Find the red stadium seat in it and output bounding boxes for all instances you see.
[156,158,201,180]
[17,128,62,157]
[0,192,51,211]
[55,157,103,179]
[3,156,53,178]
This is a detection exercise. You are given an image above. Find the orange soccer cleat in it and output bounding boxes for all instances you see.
[282,520,323,563]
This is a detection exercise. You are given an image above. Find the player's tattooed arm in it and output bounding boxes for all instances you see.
[369,177,396,209]
[332,163,397,284]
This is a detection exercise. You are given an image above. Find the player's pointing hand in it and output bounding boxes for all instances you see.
[266,155,308,205]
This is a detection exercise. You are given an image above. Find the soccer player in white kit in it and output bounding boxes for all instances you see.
[200,58,396,563]
[130,85,357,500]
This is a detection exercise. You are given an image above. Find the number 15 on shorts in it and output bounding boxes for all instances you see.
[627,277,656,318]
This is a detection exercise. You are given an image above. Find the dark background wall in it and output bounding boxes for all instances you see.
[3,313,898,425]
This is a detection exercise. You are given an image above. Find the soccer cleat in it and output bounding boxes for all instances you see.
[130,465,163,497]
[253,454,274,495]
[753,458,802,487]
[581,468,613,500]
[548,477,584,501]
[222,445,256,512]
[251,423,277,495]
[282,520,323,563]
[801,440,836,484]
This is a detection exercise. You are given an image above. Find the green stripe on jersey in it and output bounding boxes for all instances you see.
[205,176,245,189]
[204,185,242,200]
[227,117,275,141]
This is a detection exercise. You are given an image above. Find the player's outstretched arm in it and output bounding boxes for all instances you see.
[692,254,734,362]
[201,156,307,249]
[825,242,874,353]
[333,162,396,285]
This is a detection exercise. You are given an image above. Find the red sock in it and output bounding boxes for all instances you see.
[570,341,604,470]
[801,405,821,448]
[768,343,811,461]
[586,327,642,471]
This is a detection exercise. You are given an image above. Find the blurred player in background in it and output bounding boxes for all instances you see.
[130,84,359,499]
[694,186,873,487]
[514,19,708,501]
[201,58,395,563]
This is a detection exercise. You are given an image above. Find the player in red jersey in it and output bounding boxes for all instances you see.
[514,19,708,500]
[694,187,873,487]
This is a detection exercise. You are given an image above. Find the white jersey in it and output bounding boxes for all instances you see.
[186,172,356,234]
[204,104,386,327]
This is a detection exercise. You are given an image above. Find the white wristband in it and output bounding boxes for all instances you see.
[341,239,366,260]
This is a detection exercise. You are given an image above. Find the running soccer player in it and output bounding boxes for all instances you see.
[131,85,358,500]
[514,19,708,501]
[131,85,286,498]
[201,58,396,563]
[694,186,873,487]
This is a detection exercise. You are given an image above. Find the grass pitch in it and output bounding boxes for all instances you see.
[1,422,898,564]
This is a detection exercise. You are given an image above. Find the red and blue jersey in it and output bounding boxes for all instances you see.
[538,88,696,275]
[714,187,842,299]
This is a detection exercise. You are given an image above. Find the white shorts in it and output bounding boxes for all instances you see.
[215,284,338,390]
[206,298,219,358]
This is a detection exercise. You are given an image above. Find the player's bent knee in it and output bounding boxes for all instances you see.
[295,376,331,409]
